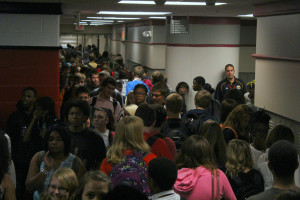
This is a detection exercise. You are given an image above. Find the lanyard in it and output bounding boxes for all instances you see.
[228,82,236,90]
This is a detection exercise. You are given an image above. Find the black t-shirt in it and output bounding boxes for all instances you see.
[68,127,106,170]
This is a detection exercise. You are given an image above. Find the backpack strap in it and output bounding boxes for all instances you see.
[146,136,158,148]
[90,96,97,107]
[112,98,117,113]
[212,172,215,200]
[108,131,113,146]
[223,126,238,139]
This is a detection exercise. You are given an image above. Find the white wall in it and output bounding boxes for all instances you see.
[0,14,59,46]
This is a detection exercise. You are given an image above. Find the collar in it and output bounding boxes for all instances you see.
[149,190,176,200]
[225,76,236,83]
[133,77,141,81]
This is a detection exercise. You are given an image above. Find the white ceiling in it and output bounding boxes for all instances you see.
[5,0,282,24]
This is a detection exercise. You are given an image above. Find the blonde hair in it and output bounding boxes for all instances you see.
[42,167,78,200]
[106,116,150,165]
[225,139,253,177]
[194,90,211,108]
[165,93,183,114]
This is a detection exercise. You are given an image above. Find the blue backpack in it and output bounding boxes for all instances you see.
[109,150,150,196]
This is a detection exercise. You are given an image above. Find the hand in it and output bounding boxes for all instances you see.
[33,109,44,120]
[44,151,54,171]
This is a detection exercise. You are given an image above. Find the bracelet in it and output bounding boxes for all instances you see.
[41,168,49,176]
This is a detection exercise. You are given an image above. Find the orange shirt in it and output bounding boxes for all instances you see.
[100,149,157,175]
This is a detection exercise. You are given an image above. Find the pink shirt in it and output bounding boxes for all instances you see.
[173,166,236,200]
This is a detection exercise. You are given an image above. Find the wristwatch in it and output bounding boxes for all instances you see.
[41,168,49,176]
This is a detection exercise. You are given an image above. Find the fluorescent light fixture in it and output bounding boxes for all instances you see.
[149,17,166,19]
[238,14,254,17]
[119,1,226,6]
[73,22,87,25]
[81,20,114,22]
[87,17,140,20]
[118,21,125,22]
[97,11,171,15]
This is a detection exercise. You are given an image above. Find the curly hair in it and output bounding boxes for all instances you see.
[225,139,253,177]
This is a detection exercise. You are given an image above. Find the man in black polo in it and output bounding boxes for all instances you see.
[214,64,247,102]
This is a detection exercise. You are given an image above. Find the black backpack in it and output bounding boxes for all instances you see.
[182,113,207,136]
[161,127,188,150]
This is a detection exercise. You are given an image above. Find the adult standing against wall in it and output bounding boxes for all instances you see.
[214,64,246,103]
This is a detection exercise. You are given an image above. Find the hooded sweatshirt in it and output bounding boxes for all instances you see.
[173,166,236,200]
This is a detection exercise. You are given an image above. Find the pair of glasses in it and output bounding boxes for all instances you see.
[151,93,163,98]
[134,92,146,96]
[48,185,68,194]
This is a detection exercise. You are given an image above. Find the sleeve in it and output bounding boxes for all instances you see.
[257,162,273,190]
[100,158,112,175]
[152,138,174,160]
[114,102,123,123]
[219,171,237,200]
[91,134,106,170]
[214,83,222,102]
[241,80,247,94]
[143,153,157,167]
[125,82,132,95]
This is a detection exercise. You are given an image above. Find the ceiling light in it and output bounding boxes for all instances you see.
[97,11,171,15]
[73,22,87,25]
[238,14,253,17]
[81,20,114,22]
[118,1,226,6]
[87,17,141,20]
[149,17,166,19]
[118,21,125,22]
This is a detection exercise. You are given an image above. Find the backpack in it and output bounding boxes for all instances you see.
[161,128,188,150]
[230,170,264,200]
[109,150,150,196]
[90,96,118,114]
[182,113,207,136]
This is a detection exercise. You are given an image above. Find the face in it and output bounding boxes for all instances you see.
[82,180,109,200]
[78,93,90,102]
[178,86,187,95]
[48,131,65,154]
[134,88,146,105]
[93,111,108,129]
[68,107,87,127]
[102,84,115,98]
[252,123,269,139]
[48,176,69,200]
[152,91,165,105]
[240,114,251,129]
[74,78,85,86]
[22,90,36,108]
[86,117,91,128]
[192,80,200,91]
[225,66,235,80]
[90,74,99,87]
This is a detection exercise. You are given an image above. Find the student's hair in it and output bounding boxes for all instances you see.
[75,86,91,97]
[175,82,189,94]
[36,96,57,119]
[44,126,71,156]
[203,83,215,95]
[63,100,91,121]
[220,99,239,123]
[153,104,167,128]
[268,140,298,177]
[151,82,169,98]
[45,167,78,199]
[148,157,177,191]
[194,90,211,108]
[249,110,270,136]
[193,76,205,87]
[116,80,123,89]
[225,64,234,70]
[0,134,9,182]
[176,135,217,171]
[102,76,116,87]
[134,84,148,95]
[225,139,253,177]
[276,189,300,200]
[75,171,111,200]
[92,107,115,131]
[202,120,227,167]
[223,104,253,132]
[165,93,183,114]
[106,116,150,165]
[103,185,148,200]
[151,71,164,84]
[22,86,37,97]
[89,69,99,78]
[133,66,144,78]
[266,125,294,148]
[224,89,246,104]
[135,103,156,127]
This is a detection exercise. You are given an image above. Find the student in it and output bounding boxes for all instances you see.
[225,139,264,200]
[175,82,189,115]
[147,157,180,200]
[174,135,236,200]
[248,140,300,200]
[41,167,78,200]
[64,100,106,170]
[75,171,111,200]
[100,116,156,196]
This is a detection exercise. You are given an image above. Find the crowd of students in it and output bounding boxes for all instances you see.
[0,46,299,200]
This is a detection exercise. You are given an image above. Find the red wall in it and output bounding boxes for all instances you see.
[0,48,59,128]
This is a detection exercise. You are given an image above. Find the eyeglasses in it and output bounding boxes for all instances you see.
[134,92,147,96]
[151,93,163,98]
[48,184,68,194]
[68,112,84,116]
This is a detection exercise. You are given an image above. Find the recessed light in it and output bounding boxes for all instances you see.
[119,1,227,6]
[97,11,171,15]
[87,17,141,20]
[119,1,154,4]
[238,14,253,17]
[149,17,166,19]
[81,20,114,22]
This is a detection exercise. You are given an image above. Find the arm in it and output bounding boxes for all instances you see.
[23,109,44,143]
[220,172,237,200]
[214,83,222,102]
[25,151,53,192]
[3,174,16,200]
